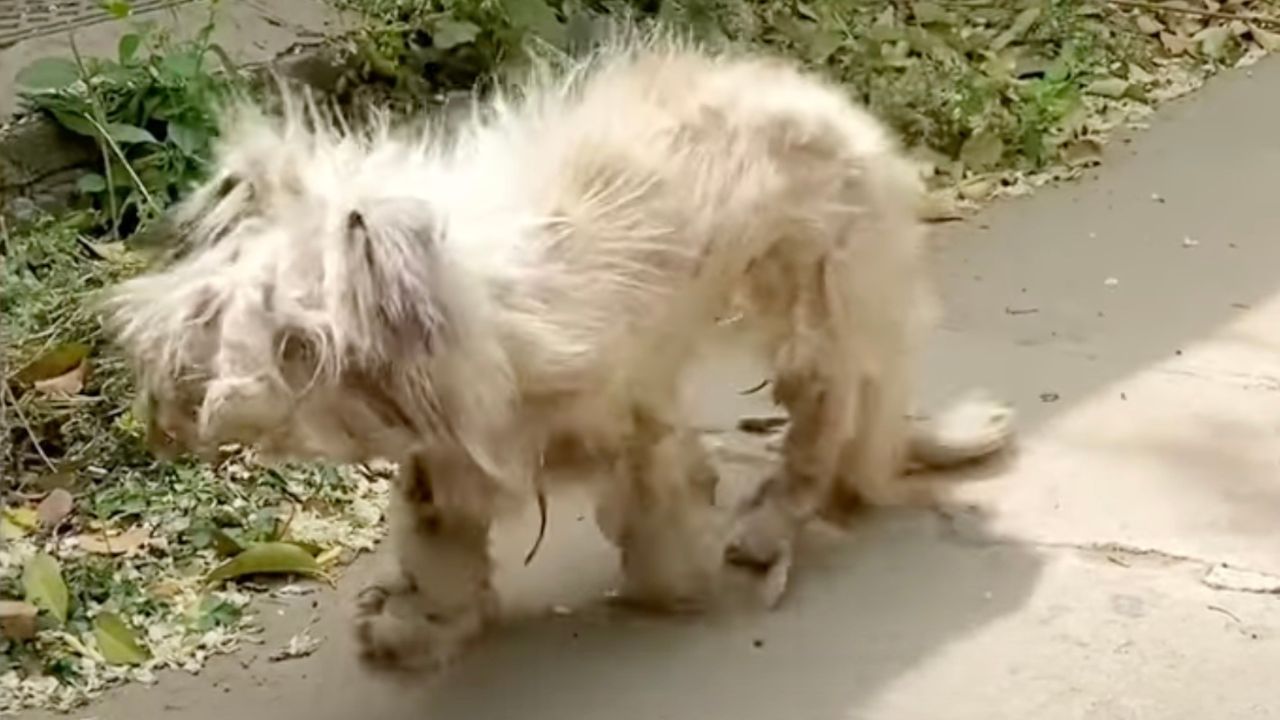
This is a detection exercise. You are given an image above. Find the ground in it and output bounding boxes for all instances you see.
[5,45,1278,720]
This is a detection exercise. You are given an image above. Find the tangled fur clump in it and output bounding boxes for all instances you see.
[104,32,1013,673]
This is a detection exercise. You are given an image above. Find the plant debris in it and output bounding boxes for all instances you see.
[1,217,390,715]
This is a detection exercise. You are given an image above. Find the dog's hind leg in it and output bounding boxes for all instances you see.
[725,257,862,606]
[595,406,726,612]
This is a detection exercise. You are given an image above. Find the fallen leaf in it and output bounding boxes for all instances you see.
[37,489,74,528]
[960,130,1004,171]
[205,542,325,587]
[991,7,1040,51]
[1203,564,1280,594]
[1,507,39,539]
[958,177,995,201]
[210,528,245,558]
[1160,31,1194,55]
[12,343,90,387]
[1086,76,1130,98]
[1062,138,1104,167]
[1135,13,1165,35]
[912,1,954,25]
[93,612,151,665]
[1127,63,1156,84]
[1250,24,1280,52]
[78,526,151,556]
[315,546,344,566]
[32,361,87,396]
[0,601,39,641]
[268,629,322,662]
[919,191,964,222]
[23,553,69,625]
[1195,25,1233,59]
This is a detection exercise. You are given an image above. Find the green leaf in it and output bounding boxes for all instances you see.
[22,553,69,625]
[432,18,482,50]
[106,123,158,145]
[13,342,90,386]
[77,172,107,194]
[161,52,200,79]
[16,58,80,91]
[166,120,204,156]
[210,527,245,558]
[194,597,242,631]
[93,612,151,665]
[205,542,325,587]
[50,110,98,138]
[501,0,565,46]
[102,0,132,19]
[118,33,142,64]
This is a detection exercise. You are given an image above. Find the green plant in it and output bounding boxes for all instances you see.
[15,1,244,238]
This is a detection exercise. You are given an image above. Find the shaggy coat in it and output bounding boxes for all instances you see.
[104,36,1013,672]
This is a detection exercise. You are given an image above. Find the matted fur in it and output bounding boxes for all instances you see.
[104,31,1013,672]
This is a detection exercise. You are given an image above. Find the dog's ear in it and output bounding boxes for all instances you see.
[342,199,446,358]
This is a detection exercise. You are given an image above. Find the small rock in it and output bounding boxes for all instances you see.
[1181,236,1199,248]
[1104,277,1119,287]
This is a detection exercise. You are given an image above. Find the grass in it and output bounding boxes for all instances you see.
[4,0,1280,712]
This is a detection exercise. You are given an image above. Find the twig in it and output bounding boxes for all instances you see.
[3,383,57,473]
[1207,604,1243,625]
[1106,0,1280,27]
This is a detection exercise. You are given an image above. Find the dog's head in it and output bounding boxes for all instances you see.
[103,100,455,463]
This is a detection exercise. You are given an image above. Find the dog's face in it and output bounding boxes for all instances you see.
[104,107,449,463]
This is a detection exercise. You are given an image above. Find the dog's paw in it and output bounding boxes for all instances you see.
[353,579,486,675]
[725,497,796,609]
[908,391,1015,470]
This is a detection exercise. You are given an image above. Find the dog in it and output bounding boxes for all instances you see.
[103,32,1014,673]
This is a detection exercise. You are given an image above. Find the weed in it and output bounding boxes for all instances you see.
[15,1,245,239]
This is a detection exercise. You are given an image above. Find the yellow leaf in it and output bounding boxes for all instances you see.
[94,612,151,665]
[22,553,69,625]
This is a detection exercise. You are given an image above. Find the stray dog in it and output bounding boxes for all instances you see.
[103,34,1014,673]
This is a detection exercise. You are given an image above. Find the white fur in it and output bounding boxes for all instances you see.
[104,34,1013,672]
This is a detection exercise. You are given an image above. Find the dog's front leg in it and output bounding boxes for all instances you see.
[355,451,496,674]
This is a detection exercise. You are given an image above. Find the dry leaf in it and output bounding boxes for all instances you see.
[1250,24,1280,52]
[33,360,87,396]
[1062,138,1104,167]
[37,489,74,528]
[78,526,151,556]
[1195,25,1233,58]
[1160,31,1194,55]
[1135,13,1165,35]
[0,601,39,641]
[958,177,995,201]
[919,191,964,222]
[1086,77,1130,98]
[991,7,1040,51]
